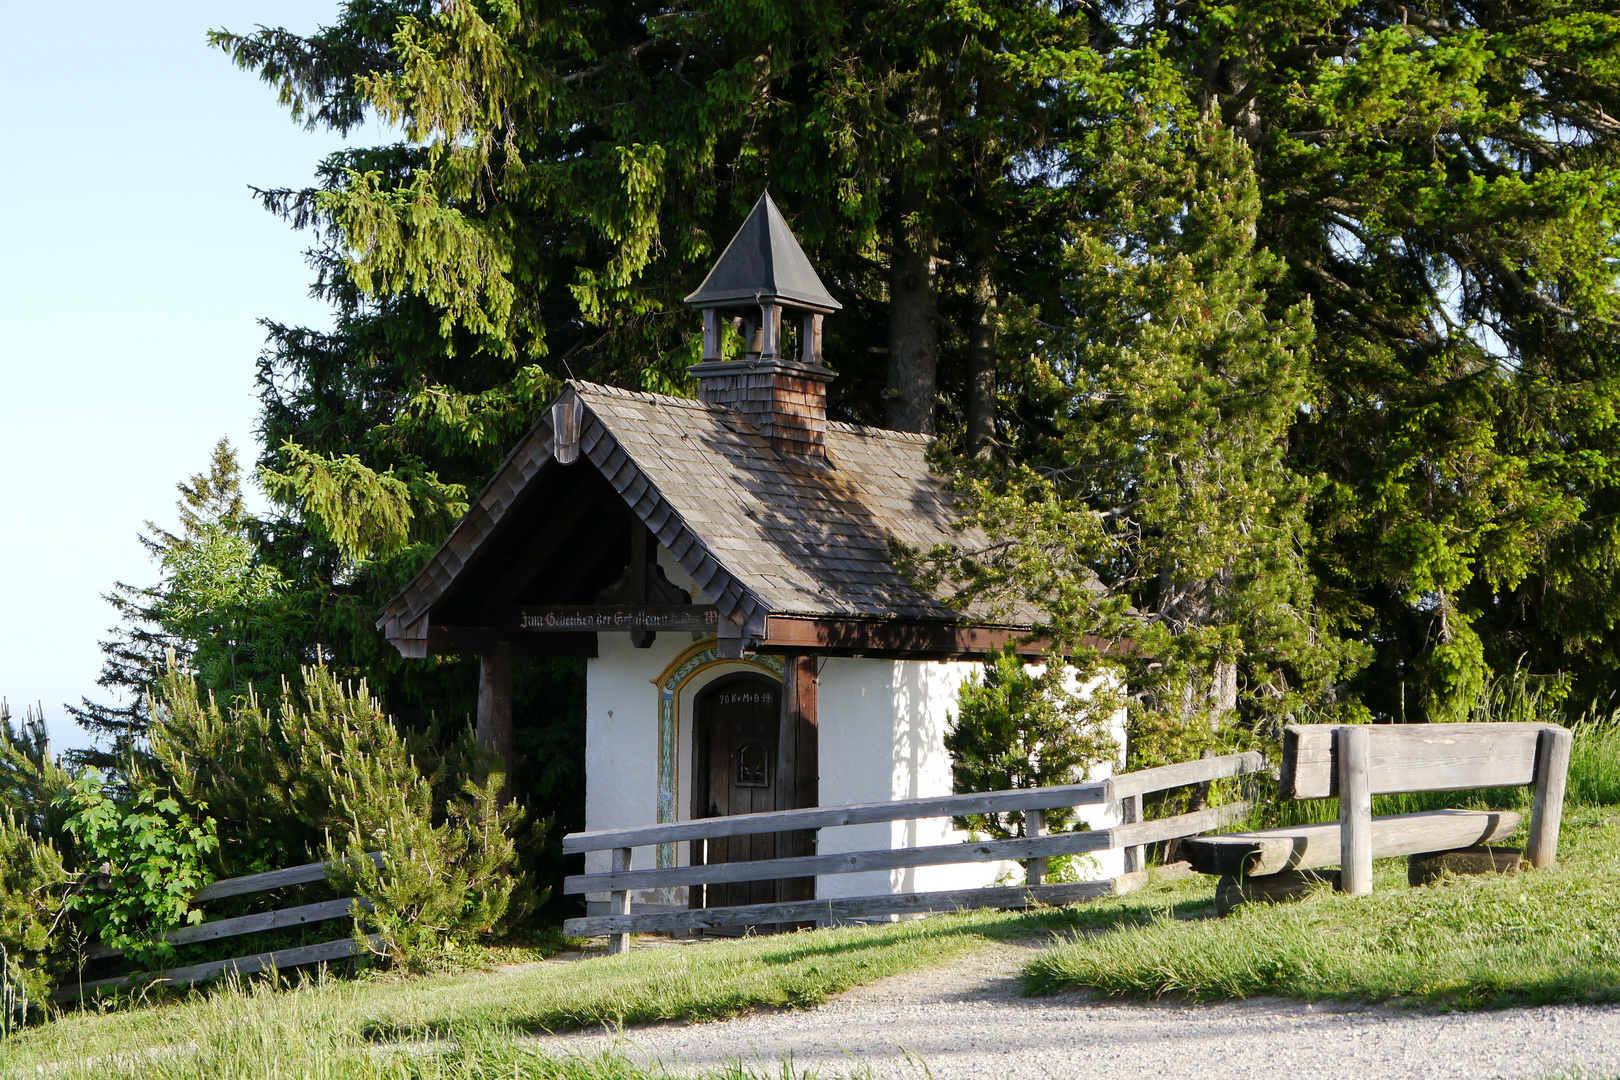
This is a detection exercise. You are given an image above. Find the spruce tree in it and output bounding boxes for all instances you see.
[929,108,1365,762]
[1082,0,1620,720]
[71,439,283,765]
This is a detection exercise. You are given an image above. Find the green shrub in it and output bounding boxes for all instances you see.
[0,811,70,1007]
[947,645,1121,839]
[56,769,217,969]
[150,656,538,971]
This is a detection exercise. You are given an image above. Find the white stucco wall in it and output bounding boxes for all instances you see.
[815,657,1010,898]
[582,572,1129,909]
[583,632,687,894]
[812,657,1127,899]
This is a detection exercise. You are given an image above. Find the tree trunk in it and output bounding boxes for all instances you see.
[885,93,942,435]
[886,189,939,434]
[966,248,997,457]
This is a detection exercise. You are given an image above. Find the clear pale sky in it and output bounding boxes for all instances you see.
[0,2,387,751]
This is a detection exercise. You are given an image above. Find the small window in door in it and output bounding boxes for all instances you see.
[736,741,769,787]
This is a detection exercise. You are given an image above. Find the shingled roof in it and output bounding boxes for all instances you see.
[377,381,1035,656]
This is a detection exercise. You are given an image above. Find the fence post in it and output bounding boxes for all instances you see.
[0,943,18,1039]
[1337,726,1373,896]
[1026,809,1047,886]
[609,848,634,955]
[1121,794,1144,874]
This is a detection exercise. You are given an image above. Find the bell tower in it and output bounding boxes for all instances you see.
[685,192,841,457]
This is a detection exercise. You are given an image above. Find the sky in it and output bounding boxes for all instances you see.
[0,1,390,752]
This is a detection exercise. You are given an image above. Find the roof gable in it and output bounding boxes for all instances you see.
[377,382,1031,653]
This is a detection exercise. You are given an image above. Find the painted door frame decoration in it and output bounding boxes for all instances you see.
[652,639,784,867]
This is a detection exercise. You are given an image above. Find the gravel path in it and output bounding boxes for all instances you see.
[538,943,1620,1079]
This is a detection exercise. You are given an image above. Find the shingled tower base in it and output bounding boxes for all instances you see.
[690,358,835,458]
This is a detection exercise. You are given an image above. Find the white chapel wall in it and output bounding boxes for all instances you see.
[582,632,686,890]
[816,656,1128,900]
[816,657,1019,899]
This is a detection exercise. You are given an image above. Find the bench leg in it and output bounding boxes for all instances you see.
[609,847,633,955]
[1337,726,1373,896]
[1527,726,1572,870]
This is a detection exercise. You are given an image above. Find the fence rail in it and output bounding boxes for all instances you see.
[56,853,384,1003]
[562,752,1265,945]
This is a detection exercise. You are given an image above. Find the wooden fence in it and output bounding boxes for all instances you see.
[562,752,1265,951]
[1,944,22,1038]
[55,853,384,1003]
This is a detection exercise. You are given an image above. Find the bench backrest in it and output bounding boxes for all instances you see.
[1279,722,1565,800]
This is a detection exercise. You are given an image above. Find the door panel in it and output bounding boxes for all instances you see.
[691,675,780,909]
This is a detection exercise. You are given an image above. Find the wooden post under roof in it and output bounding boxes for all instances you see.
[775,654,819,906]
[477,641,514,803]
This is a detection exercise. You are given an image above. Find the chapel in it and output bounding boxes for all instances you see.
[376,193,1123,915]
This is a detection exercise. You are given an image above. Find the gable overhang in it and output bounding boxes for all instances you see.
[377,383,773,658]
[377,383,1055,662]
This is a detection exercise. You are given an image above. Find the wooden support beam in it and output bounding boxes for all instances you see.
[801,313,823,365]
[59,936,381,1002]
[562,752,1262,854]
[775,654,818,905]
[564,871,1156,938]
[1110,752,1266,800]
[702,308,722,361]
[566,803,1247,895]
[567,781,1108,853]
[1527,725,1573,869]
[1337,725,1373,895]
[628,523,655,649]
[477,642,514,802]
[1026,808,1047,886]
[84,898,365,960]
[1280,722,1552,800]
[759,303,782,359]
[1120,794,1144,874]
[191,852,384,903]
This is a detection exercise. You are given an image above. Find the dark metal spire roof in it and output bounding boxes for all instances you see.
[684,192,842,313]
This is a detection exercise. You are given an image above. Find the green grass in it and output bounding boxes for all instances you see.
[1027,805,1620,1009]
[12,710,1620,1071]
[2,978,854,1079]
[0,908,1067,1074]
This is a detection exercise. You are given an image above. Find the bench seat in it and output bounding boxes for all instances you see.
[1182,809,1521,878]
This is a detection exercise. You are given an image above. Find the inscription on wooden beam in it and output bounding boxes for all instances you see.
[520,606,720,632]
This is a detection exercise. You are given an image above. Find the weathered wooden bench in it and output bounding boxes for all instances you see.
[1182,722,1572,897]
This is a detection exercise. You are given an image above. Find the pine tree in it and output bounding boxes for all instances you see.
[1082,0,1620,720]
[70,439,283,765]
[927,108,1365,762]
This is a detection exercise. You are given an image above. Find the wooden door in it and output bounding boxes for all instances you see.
[690,674,780,909]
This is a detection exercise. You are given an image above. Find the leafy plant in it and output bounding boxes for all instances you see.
[57,769,217,969]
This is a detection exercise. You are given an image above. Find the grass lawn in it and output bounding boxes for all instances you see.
[0,909,1044,1078]
[8,720,1620,1077]
[1027,804,1620,1009]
